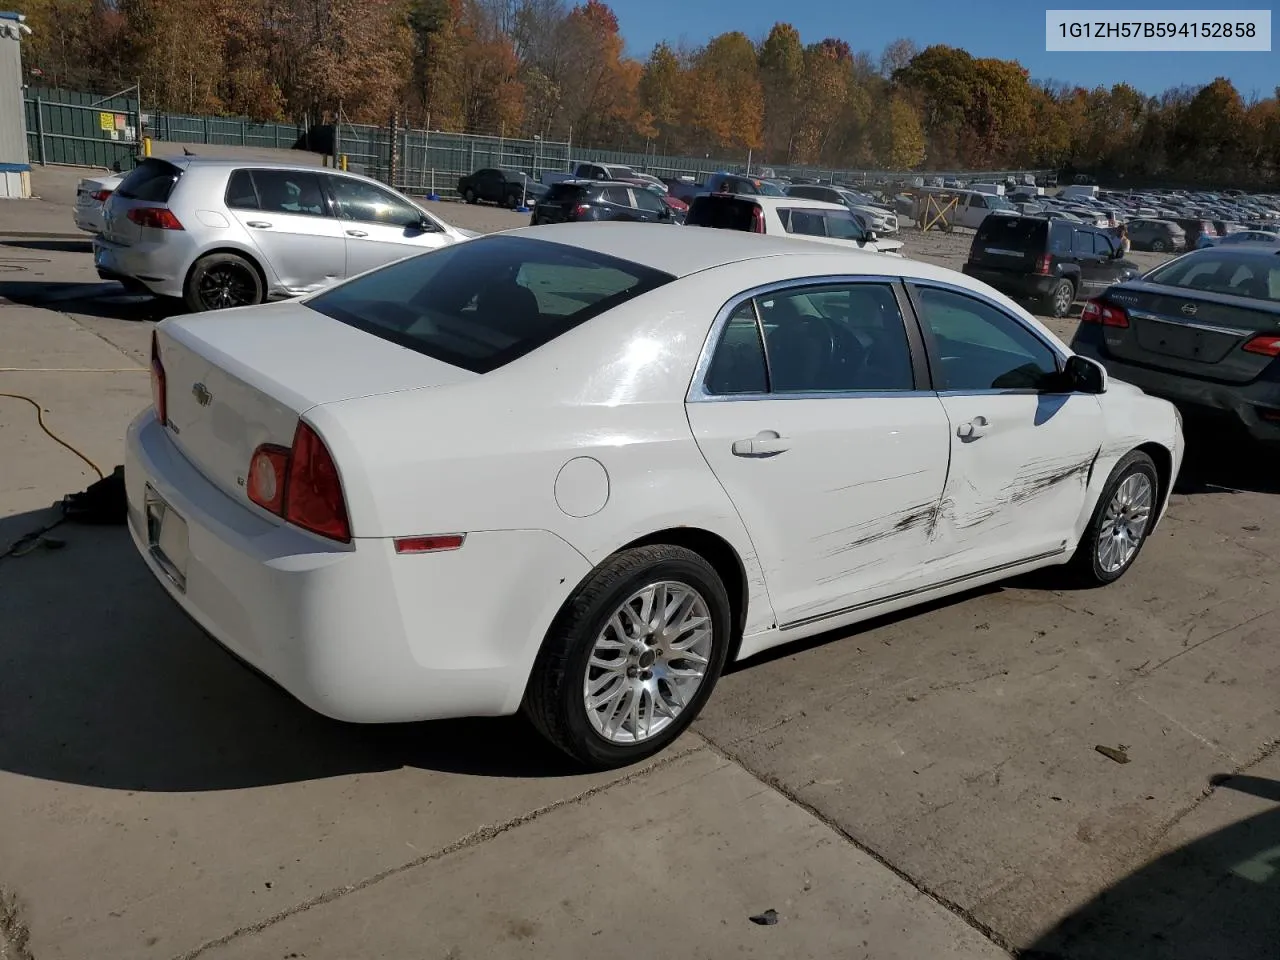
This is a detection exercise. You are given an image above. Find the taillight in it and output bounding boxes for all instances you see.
[1035,253,1052,275]
[1243,334,1280,357]
[573,204,591,216]
[247,445,290,514]
[91,189,113,202]
[127,207,184,230]
[750,205,765,233]
[245,422,351,542]
[1080,298,1129,328]
[150,332,167,424]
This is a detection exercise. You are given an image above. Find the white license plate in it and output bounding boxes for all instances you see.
[145,487,189,592]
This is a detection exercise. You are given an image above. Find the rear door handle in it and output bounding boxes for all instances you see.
[346,229,369,238]
[732,431,790,457]
[246,221,272,229]
[956,416,989,441]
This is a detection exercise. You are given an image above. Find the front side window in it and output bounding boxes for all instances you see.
[914,286,1059,391]
[307,235,674,374]
[703,283,915,395]
[328,176,426,228]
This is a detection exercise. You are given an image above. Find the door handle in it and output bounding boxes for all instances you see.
[956,416,989,441]
[346,229,369,238]
[732,431,790,457]
[246,221,272,229]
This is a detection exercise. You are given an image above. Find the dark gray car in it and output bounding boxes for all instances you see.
[1126,218,1186,253]
[1071,245,1280,446]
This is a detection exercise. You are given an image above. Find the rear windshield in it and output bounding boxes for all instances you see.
[1146,251,1280,302]
[974,215,1046,247]
[687,196,759,230]
[306,235,675,373]
[116,159,182,202]
[545,183,587,202]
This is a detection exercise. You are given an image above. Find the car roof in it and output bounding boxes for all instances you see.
[723,195,848,212]
[501,222,941,280]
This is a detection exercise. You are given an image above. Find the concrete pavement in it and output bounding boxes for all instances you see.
[2,168,1279,959]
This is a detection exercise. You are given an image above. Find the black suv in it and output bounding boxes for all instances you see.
[456,168,545,208]
[962,215,1139,317]
[530,180,676,225]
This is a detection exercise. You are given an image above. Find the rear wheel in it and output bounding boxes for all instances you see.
[1151,238,1166,252]
[1069,450,1159,585]
[1046,278,1075,317]
[524,545,732,769]
[184,253,264,313]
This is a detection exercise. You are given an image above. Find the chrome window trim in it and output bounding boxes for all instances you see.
[686,274,920,403]
[1127,309,1253,337]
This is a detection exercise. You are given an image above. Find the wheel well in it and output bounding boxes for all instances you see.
[623,528,750,653]
[1136,441,1174,521]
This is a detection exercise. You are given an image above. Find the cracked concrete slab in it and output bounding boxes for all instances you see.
[196,749,1009,960]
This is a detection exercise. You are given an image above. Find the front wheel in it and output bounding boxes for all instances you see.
[463,188,477,204]
[524,545,732,769]
[1150,239,1166,252]
[1069,450,1159,585]
[183,253,264,313]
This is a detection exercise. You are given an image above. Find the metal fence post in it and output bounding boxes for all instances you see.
[241,120,246,145]
[203,115,209,144]
[34,96,46,165]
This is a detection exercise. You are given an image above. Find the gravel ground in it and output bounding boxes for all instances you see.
[423,199,1177,346]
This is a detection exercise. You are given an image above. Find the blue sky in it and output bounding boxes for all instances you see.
[609,0,1278,98]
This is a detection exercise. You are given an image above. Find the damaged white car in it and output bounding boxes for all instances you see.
[127,223,1183,770]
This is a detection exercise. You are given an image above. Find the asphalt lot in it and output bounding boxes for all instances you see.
[2,171,1279,960]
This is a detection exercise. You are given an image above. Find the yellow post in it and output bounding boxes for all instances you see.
[340,155,348,171]
[142,137,152,158]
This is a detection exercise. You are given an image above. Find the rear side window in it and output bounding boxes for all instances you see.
[602,186,632,206]
[116,159,182,202]
[306,235,675,374]
[251,170,328,217]
[687,196,759,231]
[546,184,586,203]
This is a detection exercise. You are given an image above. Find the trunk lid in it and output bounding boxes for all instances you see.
[155,300,476,507]
[1101,280,1280,383]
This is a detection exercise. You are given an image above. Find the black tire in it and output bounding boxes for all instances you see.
[1068,450,1160,586]
[1046,278,1075,317]
[183,252,264,313]
[463,188,477,204]
[505,191,520,209]
[523,545,732,769]
[1151,239,1166,252]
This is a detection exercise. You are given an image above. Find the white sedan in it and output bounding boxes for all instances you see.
[73,171,124,235]
[126,224,1184,768]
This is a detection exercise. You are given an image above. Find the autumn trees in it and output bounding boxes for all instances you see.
[11,0,1280,184]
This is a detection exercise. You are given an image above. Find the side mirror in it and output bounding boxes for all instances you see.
[1063,354,1107,394]
[865,230,878,243]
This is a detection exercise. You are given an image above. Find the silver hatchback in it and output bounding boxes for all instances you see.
[94,158,475,312]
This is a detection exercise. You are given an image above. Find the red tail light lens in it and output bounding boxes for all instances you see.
[394,534,466,554]
[244,422,351,542]
[284,422,351,542]
[247,444,290,514]
[150,332,167,424]
[574,204,591,216]
[1243,334,1280,357]
[750,205,765,233]
[127,207,184,230]
[1036,253,1052,275]
[1081,299,1129,328]
[91,189,113,202]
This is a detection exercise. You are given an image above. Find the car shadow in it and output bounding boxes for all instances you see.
[1175,420,1280,496]
[0,279,184,322]
[0,238,93,254]
[0,515,581,792]
[1024,773,1280,959]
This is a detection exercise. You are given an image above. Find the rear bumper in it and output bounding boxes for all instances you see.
[94,235,196,299]
[125,412,592,723]
[962,264,1059,299]
[73,206,104,234]
[1072,327,1280,443]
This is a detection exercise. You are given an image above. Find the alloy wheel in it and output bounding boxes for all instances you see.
[1097,472,1153,573]
[197,264,256,310]
[583,581,713,744]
